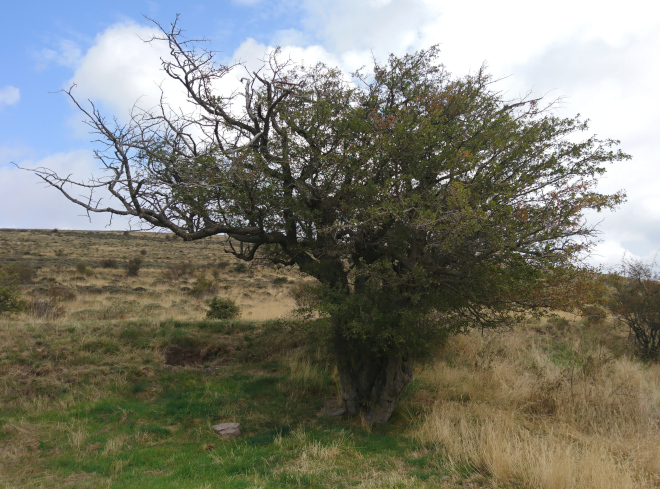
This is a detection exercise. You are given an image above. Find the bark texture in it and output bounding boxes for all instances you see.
[334,335,414,424]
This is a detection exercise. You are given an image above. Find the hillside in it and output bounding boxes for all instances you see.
[0,228,302,321]
[1,229,659,488]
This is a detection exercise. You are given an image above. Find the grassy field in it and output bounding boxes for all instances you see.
[1,229,660,488]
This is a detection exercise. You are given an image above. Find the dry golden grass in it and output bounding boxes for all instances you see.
[4,229,660,488]
[411,320,660,489]
[0,228,306,322]
[283,347,329,396]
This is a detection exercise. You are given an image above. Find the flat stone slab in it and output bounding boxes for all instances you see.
[212,423,241,437]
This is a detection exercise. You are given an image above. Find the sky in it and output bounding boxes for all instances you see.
[1,0,658,268]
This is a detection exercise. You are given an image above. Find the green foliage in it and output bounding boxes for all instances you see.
[607,258,660,360]
[206,297,240,320]
[0,267,24,313]
[37,28,628,422]
[277,50,627,358]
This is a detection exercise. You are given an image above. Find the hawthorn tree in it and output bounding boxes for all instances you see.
[33,19,627,423]
[607,259,660,360]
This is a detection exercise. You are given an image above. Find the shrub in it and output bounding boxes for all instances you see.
[189,274,218,298]
[32,284,77,302]
[100,258,118,268]
[29,298,66,319]
[162,260,195,280]
[48,285,77,302]
[580,304,608,326]
[6,262,36,284]
[290,282,317,308]
[233,262,248,273]
[206,297,240,320]
[272,276,288,286]
[0,267,24,313]
[76,263,93,276]
[607,258,660,360]
[125,257,143,277]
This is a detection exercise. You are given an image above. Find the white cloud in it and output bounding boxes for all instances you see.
[67,22,187,119]
[37,40,83,69]
[500,30,660,268]
[300,0,431,58]
[409,0,659,77]
[277,0,660,267]
[0,144,32,164]
[20,4,658,263]
[0,86,20,107]
[0,151,130,230]
[588,240,639,269]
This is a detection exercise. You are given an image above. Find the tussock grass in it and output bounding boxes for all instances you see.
[283,347,330,396]
[2,230,660,487]
[411,321,660,489]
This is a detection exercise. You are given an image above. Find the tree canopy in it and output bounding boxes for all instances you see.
[33,19,628,423]
[607,258,660,360]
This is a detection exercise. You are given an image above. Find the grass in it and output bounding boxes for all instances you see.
[0,317,446,488]
[0,228,304,321]
[1,229,660,488]
[411,321,660,489]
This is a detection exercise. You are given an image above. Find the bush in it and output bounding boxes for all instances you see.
[32,284,77,302]
[290,282,318,310]
[206,297,240,320]
[29,298,66,319]
[76,263,93,276]
[162,260,195,280]
[607,258,660,360]
[6,262,36,284]
[99,258,118,268]
[580,304,608,326]
[188,273,217,298]
[0,267,24,313]
[125,257,143,277]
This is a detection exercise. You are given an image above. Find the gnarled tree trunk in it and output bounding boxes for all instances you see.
[333,334,414,424]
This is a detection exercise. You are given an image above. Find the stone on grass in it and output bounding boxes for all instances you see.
[212,423,241,437]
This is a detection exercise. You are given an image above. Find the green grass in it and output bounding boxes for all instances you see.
[0,318,452,488]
